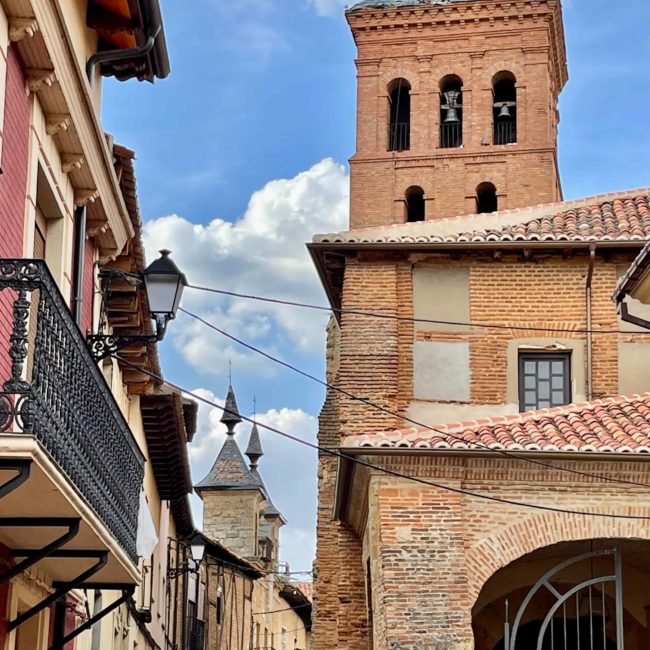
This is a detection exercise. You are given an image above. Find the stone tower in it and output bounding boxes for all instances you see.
[195,385,284,562]
[346,0,568,228]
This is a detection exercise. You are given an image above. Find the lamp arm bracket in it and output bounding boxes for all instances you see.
[86,333,158,362]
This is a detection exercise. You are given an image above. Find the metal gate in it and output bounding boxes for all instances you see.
[504,549,624,650]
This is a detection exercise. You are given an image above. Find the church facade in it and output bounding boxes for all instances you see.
[309,1,650,649]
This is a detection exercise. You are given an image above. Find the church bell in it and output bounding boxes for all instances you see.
[444,108,460,123]
[498,103,512,119]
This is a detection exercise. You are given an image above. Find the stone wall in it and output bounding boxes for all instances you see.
[203,491,262,558]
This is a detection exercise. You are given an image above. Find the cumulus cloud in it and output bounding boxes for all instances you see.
[144,158,349,379]
[188,388,318,570]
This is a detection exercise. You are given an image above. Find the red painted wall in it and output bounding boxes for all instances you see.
[0,44,30,388]
[0,44,30,258]
[81,237,95,334]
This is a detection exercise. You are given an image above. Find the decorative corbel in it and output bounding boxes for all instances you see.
[74,188,99,207]
[45,114,72,136]
[25,68,55,95]
[9,17,39,42]
[86,223,110,238]
[61,153,86,174]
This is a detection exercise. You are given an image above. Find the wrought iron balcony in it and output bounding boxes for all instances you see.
[494,120,517,145]
[0,259,144,562]
[388,122,410,151]
[440,122,462,149]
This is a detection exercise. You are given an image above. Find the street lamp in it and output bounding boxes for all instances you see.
[87,249,187,361]
[189,532,206,566]
[142,249,187,341]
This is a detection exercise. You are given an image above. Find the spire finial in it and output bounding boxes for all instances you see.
[228,359,232,385]
[253,395,257,419]
[220,383,242,434]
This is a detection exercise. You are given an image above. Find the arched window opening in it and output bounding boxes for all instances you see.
[405,186,425,222]
[493,72,517,145]
[440,75,463,148]
[476,182,497,214]
[388,78,411,151]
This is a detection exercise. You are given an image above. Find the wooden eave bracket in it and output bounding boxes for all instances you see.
[45,114,71,136]
[61,153,86,174]
[9,17,39,42]
[75,188,99,207]
[25,68,56,95]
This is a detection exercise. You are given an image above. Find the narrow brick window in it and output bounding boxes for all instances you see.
[518,352,571,412]
[493,71,517,144]
[405,186,425,222]
[440,75,463,148]
[476,182,498,213]
[388,78,410,151]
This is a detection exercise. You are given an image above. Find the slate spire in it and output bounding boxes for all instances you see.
[195,383,258,494]
[220,384,242,434]
[245,422,263,469]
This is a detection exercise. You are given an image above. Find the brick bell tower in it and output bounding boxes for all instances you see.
[346,0,568,228]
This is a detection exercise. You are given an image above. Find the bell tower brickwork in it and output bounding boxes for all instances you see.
[347,0,568,228]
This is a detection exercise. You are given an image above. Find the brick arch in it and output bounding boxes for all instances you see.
[483,61,525,88]
[380,69,420,95]
[466,509,650,606]
[394,176,433,202]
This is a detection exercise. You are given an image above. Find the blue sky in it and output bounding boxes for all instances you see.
[101,0,650,573]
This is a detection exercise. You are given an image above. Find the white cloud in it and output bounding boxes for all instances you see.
[144,158,349,379]
[187,388,318,571]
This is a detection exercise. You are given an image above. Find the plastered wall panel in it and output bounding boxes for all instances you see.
[413,266,469,332]
[618,343,650,395]
[413,340,471,401]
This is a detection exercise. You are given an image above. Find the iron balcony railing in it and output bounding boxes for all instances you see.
[440,122,462,149]
[388,122,410,151]
[0,259,144,561]
[494,120,517,145]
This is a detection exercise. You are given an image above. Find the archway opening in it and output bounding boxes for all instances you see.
[440,74,463,148]
[405,186,425,222]
[472,539,650,650]
[476,182,497,214]
[493,71,517,144]
[388,78,411,151]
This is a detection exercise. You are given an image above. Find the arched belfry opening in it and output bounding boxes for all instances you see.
[493,71,517,145]
[388,78,411,151]
[440,75,463,148]
[405,186,425,222]
[476,182,498,214]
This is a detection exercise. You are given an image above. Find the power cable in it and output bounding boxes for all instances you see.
[253,602,312,616]
[113,354,650,521]
[180,307,650,489]
[186,284,649,336]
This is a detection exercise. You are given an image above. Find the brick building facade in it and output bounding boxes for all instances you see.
[309,1,650,648]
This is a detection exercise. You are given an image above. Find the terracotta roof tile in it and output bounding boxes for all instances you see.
[313,189,650,246]
[342,394,650,454]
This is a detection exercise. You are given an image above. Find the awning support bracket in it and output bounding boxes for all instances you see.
[9,551,108,631]
[0,460,31,499]
[49,584,135,650]
[0,517,80,585]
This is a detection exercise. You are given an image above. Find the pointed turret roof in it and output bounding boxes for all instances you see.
[245,421,284,522]
[221,384,242,432]
[195,384,259,494]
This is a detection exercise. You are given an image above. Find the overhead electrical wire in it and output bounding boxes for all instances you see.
[112,354,650,521]
[186,284,648,336]
[179,307,650,489]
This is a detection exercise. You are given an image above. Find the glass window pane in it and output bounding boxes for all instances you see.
[538,400,551,408]
[552,391,566,404]
[538,362,550,379]
[552,376,564,390]
[525,376,536,389]
[525,391,536,404]
[551,360,565,374]
[538,383,550,399]
[524,361,536,374]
